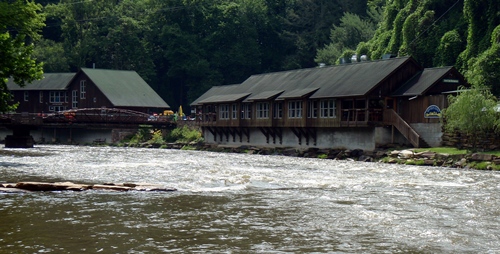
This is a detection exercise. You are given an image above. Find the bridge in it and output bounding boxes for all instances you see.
[1,108,177,148]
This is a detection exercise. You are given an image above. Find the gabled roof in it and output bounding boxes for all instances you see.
[80,68,169,108]
[7,73,75,91]
[392,67,454,97]
[191,57,418,104]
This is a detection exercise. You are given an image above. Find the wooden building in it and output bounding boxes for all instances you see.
[191,56,467,150]
[7,68,170,114]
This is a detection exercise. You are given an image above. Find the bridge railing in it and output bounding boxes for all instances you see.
[1,108,174,126]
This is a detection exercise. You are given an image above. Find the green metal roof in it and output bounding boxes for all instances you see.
[197,93,251,104]
[277,87,319,100]
[192,57,418,104]
[7,73,75,90]
[81,68,169,108]
[190,84,242,106]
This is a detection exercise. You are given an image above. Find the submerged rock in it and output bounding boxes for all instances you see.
[0,181,177,193]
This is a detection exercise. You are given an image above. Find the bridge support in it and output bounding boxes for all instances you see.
[4,126,35,148]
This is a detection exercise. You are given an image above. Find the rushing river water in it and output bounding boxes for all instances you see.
[0,145,499,253]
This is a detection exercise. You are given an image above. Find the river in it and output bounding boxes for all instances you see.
[0,145,499,253]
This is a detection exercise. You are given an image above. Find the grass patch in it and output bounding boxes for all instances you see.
[413,147,468,155]
[415,147,500,156]
[482,151,500,156]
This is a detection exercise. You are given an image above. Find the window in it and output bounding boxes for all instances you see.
[241,103,251,119]
[24,91,29,102]
[49,105,66,112]
[273,102,283,119]
[288,101,302,118]
[231,104,238,119]
[320,99,336,118]
[80,80,86,99]
[256,102,269,119]
[72,90,78,108]
[307,101,317,118]
[219,104,229,119]
[49,91,67,103]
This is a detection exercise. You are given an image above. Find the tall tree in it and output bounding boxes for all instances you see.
[315,12,377,64]
[0,0,45,112]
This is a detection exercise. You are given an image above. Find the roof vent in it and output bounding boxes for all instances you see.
[319,63,326,68]
[360,55,368,61]
[351,54,358,63]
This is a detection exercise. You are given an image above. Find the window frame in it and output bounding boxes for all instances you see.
[307,100,318,118]
[256,102,269,119]
[273,102,283,119]
[219,104,230,119]
[288,100,302,119]
[320,99,336,118]
[80,80,86,99]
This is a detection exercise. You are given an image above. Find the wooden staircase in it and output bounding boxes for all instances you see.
[383,109,429,148]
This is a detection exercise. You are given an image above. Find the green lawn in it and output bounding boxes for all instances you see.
[414,147,500,156]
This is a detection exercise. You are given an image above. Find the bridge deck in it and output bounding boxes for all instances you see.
[1,108,176,128]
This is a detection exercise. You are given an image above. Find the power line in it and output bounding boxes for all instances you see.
[409,0,462,46]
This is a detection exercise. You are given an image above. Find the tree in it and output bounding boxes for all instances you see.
[0,0,45,112]
[465,24,500,97]
[33,39,69,72]
[444,87,498,151]
[315,12,377,65]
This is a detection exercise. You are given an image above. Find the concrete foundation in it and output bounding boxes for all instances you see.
[0,127,139,145]
[410,123,443,147]
[4,135,34,148]
[203,126,411,151]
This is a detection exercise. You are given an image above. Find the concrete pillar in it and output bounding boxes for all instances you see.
[4,127,35,148]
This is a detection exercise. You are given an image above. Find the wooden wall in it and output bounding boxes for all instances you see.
[398,95,447,123]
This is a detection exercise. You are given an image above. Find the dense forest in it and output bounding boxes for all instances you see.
[31,0,500,110]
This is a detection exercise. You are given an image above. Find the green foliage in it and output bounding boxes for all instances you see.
[33,39,69,72]
[180,145,197,151]
[166,126,202,143]
[315,12,377,65]
[317,154,328,159]
[413,147,468,155]
[148,130,164,145]
[0,0,45,112]
[466,42,500,97]
[405,159,425,165]
[435,30,463,66]
[472,161,490,170]
[444,87,499,150]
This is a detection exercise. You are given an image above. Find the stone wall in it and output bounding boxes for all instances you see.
[442,130,500,151]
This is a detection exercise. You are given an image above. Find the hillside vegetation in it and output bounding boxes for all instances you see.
[31,0,500,108]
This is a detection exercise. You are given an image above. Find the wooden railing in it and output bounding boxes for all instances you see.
[383,109,420,147]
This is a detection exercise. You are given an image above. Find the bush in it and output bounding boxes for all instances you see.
[148,130,164,144]
[165,126,202,143]
[317,154,328,159]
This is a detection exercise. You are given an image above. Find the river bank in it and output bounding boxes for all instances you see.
[115,141,500,171]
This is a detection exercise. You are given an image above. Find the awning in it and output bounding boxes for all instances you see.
[197,93,251,104]
[243,90,284,102]
[277,87,319,100]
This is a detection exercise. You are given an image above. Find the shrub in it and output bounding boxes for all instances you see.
[317,154,328,159]
[148,130,164,144]
[165,126,203,143]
